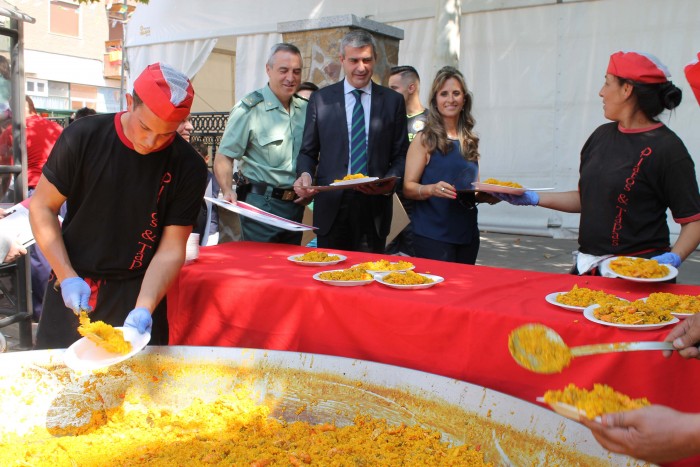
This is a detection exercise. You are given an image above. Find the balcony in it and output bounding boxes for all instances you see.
[103,40,122,80]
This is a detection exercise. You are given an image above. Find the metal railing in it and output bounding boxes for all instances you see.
[48,112,229,153]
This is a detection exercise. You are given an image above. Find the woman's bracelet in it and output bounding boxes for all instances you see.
[418,185,425,199]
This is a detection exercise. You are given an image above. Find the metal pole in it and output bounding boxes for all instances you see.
[119,20,126,111]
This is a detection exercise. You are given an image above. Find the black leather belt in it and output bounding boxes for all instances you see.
[237,181,298,201]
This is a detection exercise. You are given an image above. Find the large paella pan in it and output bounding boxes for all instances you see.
[0,346,646,465]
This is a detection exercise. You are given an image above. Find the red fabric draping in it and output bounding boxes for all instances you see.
[168,241,700,464]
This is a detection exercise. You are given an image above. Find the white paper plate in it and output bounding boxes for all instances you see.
[537,397,601,423]
[583,304,679,331]
[599,257,678,283]
[545,291,628,312]
[288,253,347,266]
[330,177,379,187]
[472,182,554,195]
[374,273,444,290]
[64,327,151,372]
[312,270,374,287]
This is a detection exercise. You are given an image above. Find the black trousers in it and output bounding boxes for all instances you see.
[35,274,168,350]
[316,191,386,253]
[413,230,480,265]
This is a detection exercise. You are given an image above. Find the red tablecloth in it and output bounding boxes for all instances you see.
[168,241,699,419]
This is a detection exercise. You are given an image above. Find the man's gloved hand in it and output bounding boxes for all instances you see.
[651,252,682,268]
[60,277,91,314]
[124,307,152,335]
[492,190,540,206]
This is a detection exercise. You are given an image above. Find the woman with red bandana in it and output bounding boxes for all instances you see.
[499,51,700,277]
[572,54,700,466]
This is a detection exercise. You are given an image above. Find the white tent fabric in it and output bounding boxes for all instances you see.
[124,37,217,93]
[124,0,700,240]
[234,33,282,103]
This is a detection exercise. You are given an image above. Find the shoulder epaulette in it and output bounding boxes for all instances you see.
[241,91,264,108]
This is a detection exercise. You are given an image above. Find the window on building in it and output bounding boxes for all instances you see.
[50,1,81,38]
[27,80,71,112]
[26,78,48,97]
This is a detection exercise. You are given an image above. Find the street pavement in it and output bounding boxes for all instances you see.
[2,232,699,352]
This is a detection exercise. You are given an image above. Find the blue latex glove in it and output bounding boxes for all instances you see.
[124,307,153,335]
[651,252,682,268]
[492,190,539,206]
[60,277,91,314]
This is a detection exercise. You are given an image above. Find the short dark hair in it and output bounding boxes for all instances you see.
[132,90,143,108]
[298,82,319,93]
[74,107,96,120]
[340,30,377,58]
[267,43,302,67]
[390,65,420,83]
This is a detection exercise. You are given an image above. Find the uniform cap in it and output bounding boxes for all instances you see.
[685,52,700,106]
[606,51,670,84]
[133,63,194,122]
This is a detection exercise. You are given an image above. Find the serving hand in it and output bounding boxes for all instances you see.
[651,252,681,268]
[59,277,91,315]
[124,307,152,335]
[293,172,318,204]
[493,191,539,206]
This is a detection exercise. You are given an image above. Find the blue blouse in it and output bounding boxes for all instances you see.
[413,140,479,244]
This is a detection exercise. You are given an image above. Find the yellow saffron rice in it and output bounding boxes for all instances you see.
[295,251,341,262]
[608,256,669,279]
[482,178,523,188]
[382,271,434,285]
[357,259,414,272]
[78,311,132,355]
[544,383,650,419]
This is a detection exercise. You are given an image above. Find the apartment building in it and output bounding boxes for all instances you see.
[17,0,135,117]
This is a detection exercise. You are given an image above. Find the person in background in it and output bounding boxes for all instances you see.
[0,208,26,264]
[580,51,700,466]
[402,66,497,264]
[388,65,427,143]
[296,81,318,100]
[191,140,219,246]
[386,65,428,256]
[497,51,700,275]
[294,30,408,253]
[176,114,193,142]
[0,96,63,321]
[0,96,63,194]
[0,232,25,264]
[29,62,207,349]
[69,107,96,124]
[293,81,319,247]
[214,43,307,245]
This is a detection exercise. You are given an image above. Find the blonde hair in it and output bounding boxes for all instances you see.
[422,66,479,162]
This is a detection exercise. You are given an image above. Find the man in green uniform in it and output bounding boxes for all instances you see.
[214,43,307,245]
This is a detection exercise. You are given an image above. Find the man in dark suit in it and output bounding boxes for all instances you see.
[294,30,408,253]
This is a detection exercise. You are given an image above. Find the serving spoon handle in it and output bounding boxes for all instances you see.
[570,341,675,357]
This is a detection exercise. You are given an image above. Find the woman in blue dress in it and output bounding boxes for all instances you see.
[403,66,497,264]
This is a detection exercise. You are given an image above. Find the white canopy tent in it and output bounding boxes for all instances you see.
[124,0,700,239]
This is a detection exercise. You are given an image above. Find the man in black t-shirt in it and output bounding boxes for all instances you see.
[30,63,208,349]
[386,65,427,256]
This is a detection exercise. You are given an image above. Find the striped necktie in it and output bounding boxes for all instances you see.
[350,89,368,175]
